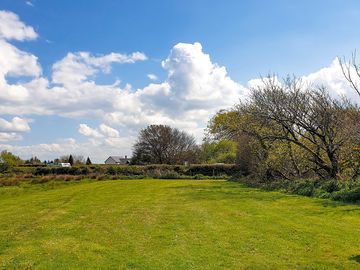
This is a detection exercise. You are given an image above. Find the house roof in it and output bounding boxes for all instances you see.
[107,156,130,162]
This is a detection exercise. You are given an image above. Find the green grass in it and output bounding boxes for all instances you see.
[0,180,359,269]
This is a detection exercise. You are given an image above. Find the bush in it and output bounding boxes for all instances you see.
[233,176,360,203]
[193,174,206,180]
[331,187,360,203]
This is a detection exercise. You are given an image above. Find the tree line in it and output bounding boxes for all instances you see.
[132,56,360,181]
[1,53,360,182]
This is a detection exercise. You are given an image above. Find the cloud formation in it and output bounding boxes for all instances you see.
[0,11,37,41]
[52,51,147,86]
[302,58,359,101]
[0,10,359,162]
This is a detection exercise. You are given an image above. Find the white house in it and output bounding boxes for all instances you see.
[104,156,130,165]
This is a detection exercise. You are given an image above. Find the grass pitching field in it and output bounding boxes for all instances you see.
[0,179,359,269]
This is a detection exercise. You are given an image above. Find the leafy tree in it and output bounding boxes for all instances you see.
[86,157,92,165]
[132,125,199,164]
[208,77,360,179]
[240,77,360,178]
[200,139,237,164]
[0,151,22,172]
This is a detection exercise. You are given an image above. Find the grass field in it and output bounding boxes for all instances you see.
[0,180,359,269]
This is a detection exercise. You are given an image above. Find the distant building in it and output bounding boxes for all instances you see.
[60,163,71,167]
[104,156,130,165]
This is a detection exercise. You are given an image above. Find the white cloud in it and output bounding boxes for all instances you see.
[25,1,34,7]
[162,42,245,104]
[0,132,22,142]
[78,124,103,138]
[0,116,31,142]
[99,124,119,138]
[52,51,147,86]
[79,123,120,139]
[302,58,360,102]
[247,76,281,90]
[0,13,41,105]
[147,73,158,81]
[0,11,37,41]
[106,42,247,133]
[0,117,30,132]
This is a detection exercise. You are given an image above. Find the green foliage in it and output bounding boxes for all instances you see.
[200,139,237,164]
[0,151,22,173]
[32,164,244,178]
[209,82,360,180]
[234,177,360,203]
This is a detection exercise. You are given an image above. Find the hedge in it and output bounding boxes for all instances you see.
[31,164,244,177]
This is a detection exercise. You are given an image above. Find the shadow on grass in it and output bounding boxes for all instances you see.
[316,199,360,210]
[167,183,286,202]
[349,255,360,263]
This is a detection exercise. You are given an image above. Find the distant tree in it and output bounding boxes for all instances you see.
[25,156,41,165]
[59,155,69,163]
[58,155,84,165]
[73,155,85,165]
[0,151,22,172]
[68,154,74,166]
[132,125,199,164]
[86,157,92,165]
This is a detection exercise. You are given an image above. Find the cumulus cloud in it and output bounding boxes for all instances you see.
[0,11,37,41]
[302,58,360,102]
[105,42,247,132]
[162,42,245,104]
[0,12,41,105]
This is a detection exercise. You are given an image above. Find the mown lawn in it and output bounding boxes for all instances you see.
[0,180,359,269]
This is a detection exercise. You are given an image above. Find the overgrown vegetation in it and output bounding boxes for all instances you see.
[205,76,360,203]
[232,176,360,203]
[0,164,241,187]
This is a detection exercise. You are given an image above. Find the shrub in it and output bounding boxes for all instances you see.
[331,187,360,203]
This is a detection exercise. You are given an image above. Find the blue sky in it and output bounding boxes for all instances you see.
[0,0,360,162]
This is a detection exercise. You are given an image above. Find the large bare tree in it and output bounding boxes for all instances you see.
[132,125,198,165]
[238,77,360,178]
